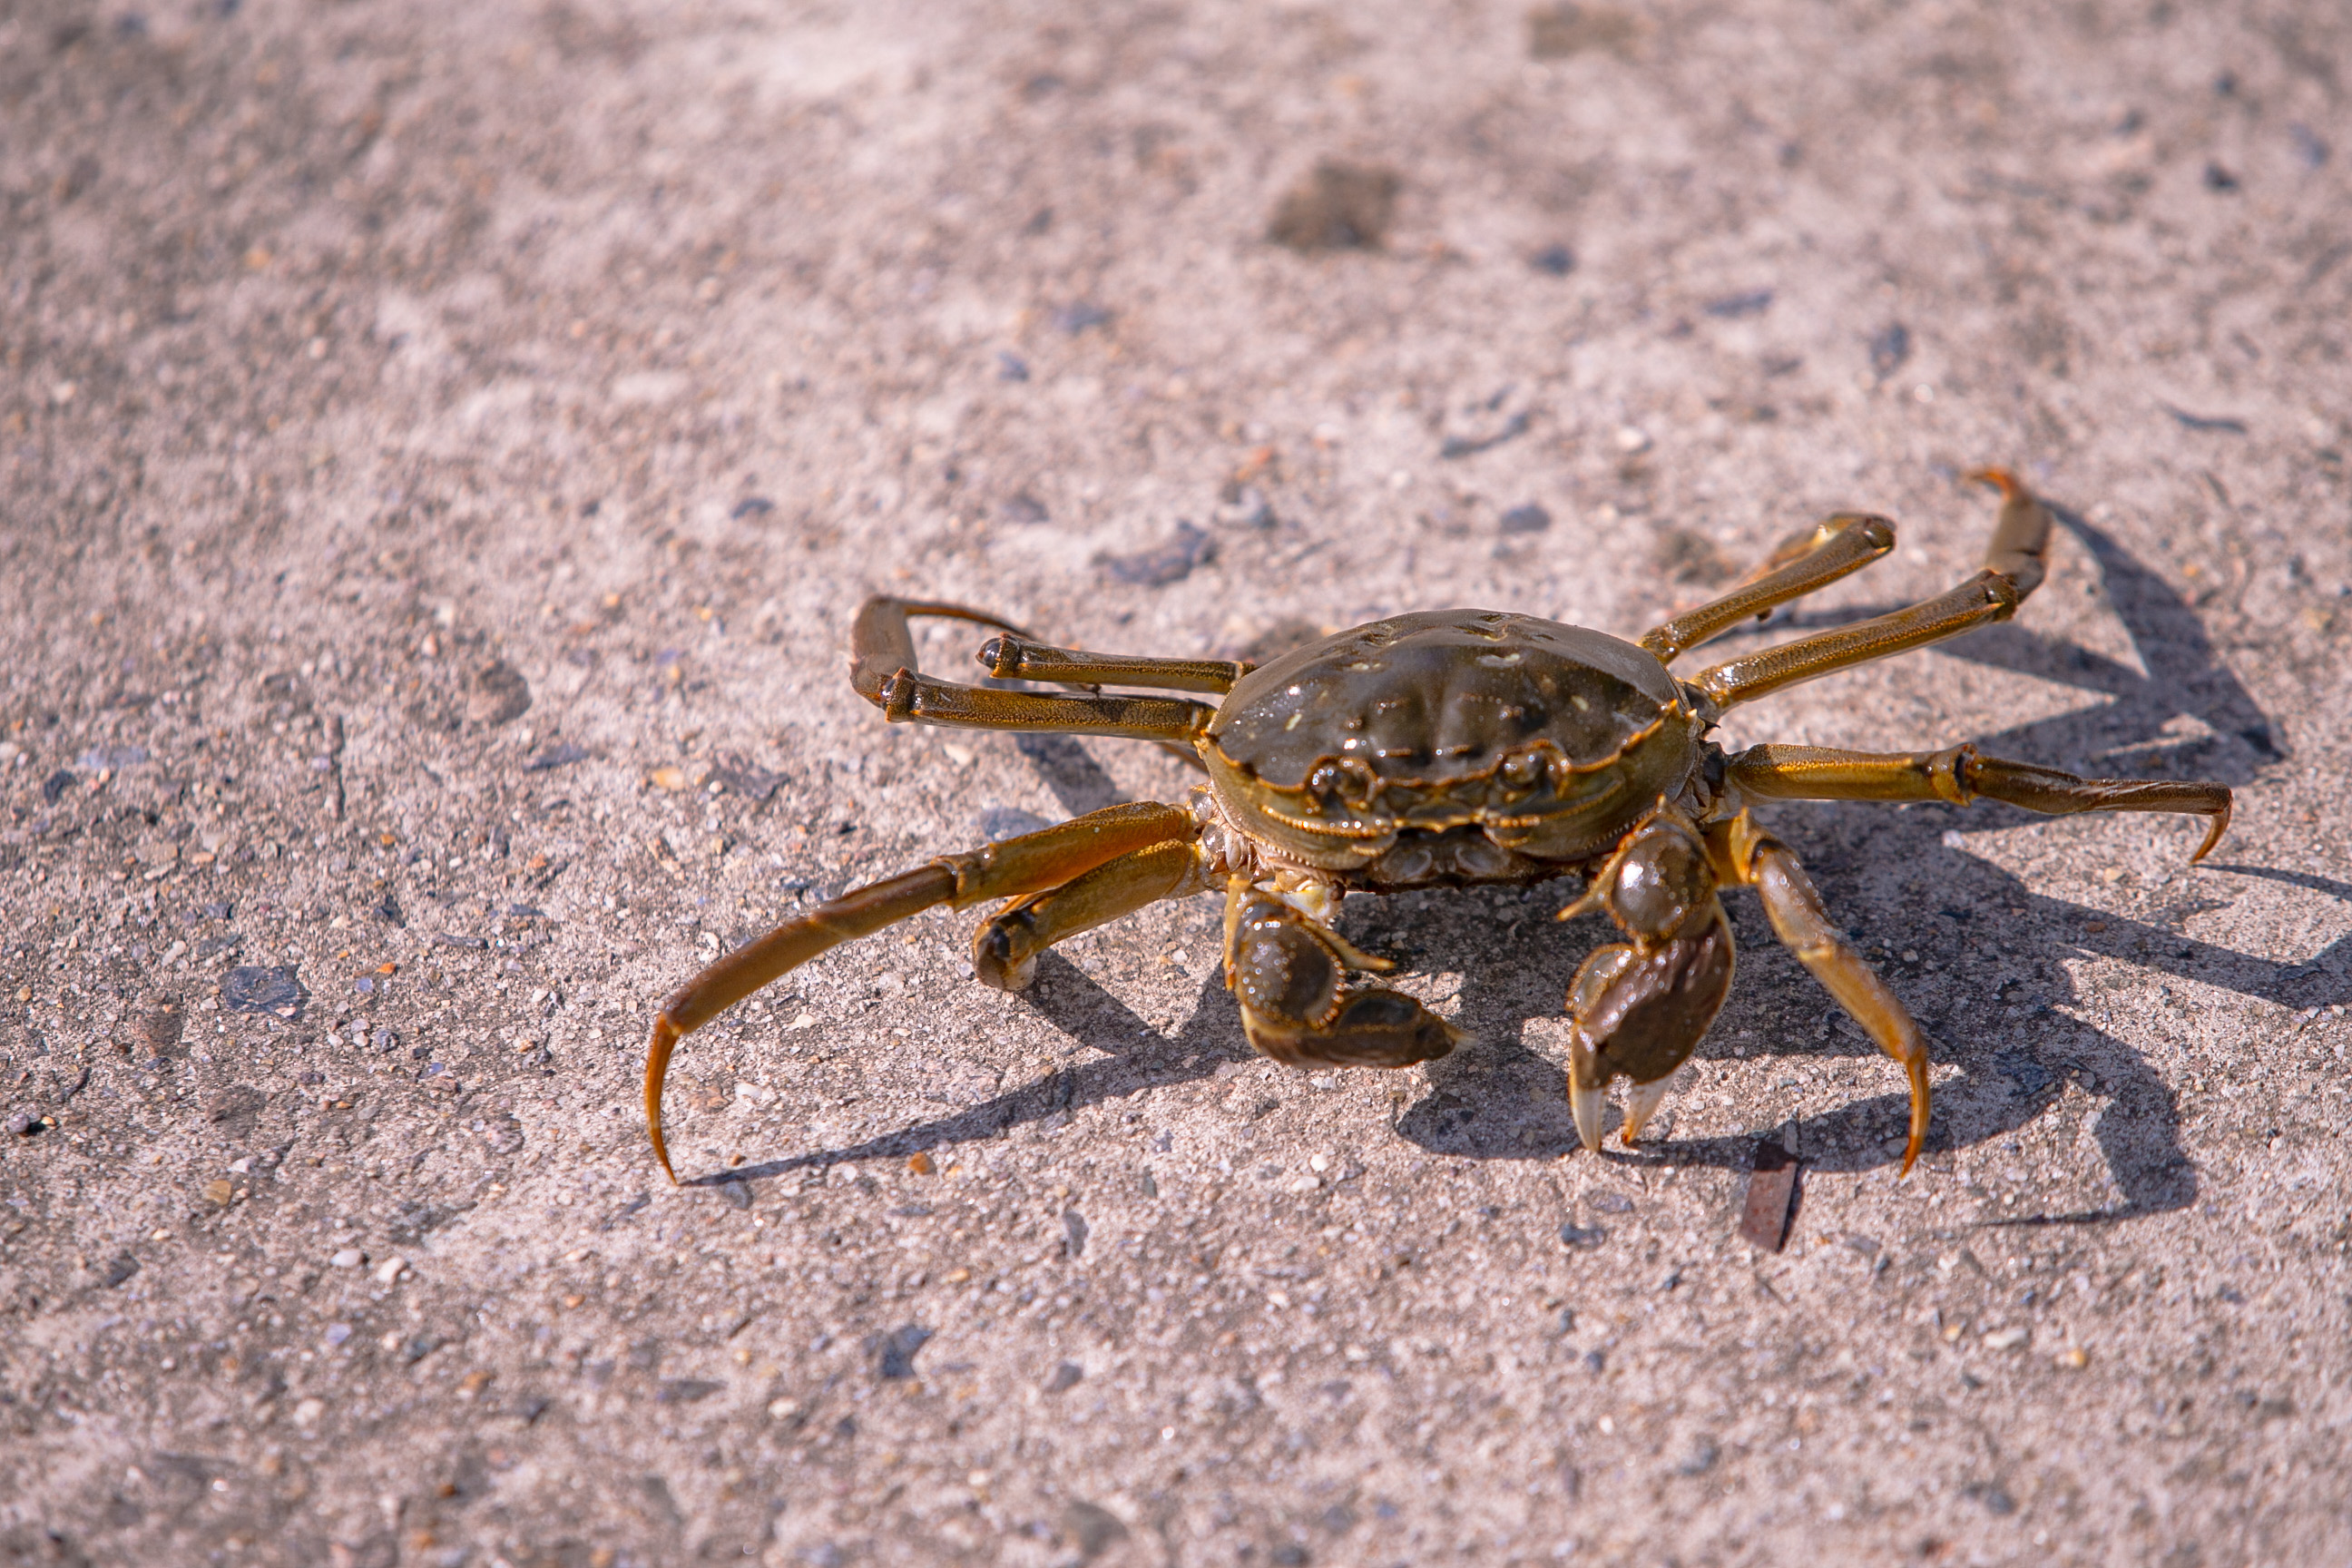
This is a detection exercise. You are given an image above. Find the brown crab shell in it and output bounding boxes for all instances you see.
[1202,610,1706,875]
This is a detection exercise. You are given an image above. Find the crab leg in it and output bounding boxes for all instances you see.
[852,598,1218,741]
[1724,742,2232,862]
[1641,513,1895,663]
[1706,812,1932,1175]
[644,801,1196,1181]
[972,838,1214,992]
[974,634,1251,695]
[1685,469,2053,710]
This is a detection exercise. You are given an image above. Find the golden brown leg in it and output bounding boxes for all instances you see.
[1708,813,1931,1175]
[972,838,1212,992]
[1221,880,1462,1069]
[975,633,1251,695]
[850,598,1219,742]
[1641,514,1895,663]
[644,801,1196,1181]
[1685,469,2054,710]
[1724,741,2231,862]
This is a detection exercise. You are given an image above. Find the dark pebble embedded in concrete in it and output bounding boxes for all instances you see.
[466,661,532,726]
[1588,1191,1633,1213]
[1868,322,1911,379]
[42,769,74,804]
[1531,243,1576,276]
[220,965,306,1018]
[709,757,783,801]
[1702,289,1774,318]
[1044,1361,1083,1393]
[875,1324,931,1379]
[1499,503,1553,534]
[1268,160,1399,252]
[995,351,1032,382]
[656,1378,723,1404]
[524,742,588,772]
[979,807,1051,841]
[730,496,775,519]
[1053,301,1112,334]
[1098,521,1214,586]
[999,491,1048,523]
[1558,1221,1606,1248]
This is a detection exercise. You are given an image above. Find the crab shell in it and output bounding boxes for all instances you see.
[1201,609,1708,887]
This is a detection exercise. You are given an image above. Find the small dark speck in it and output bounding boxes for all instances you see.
[114,14,149,35]
[2290,124,2329,169]
[1044,1361,1083,1394]
[1097,521,1213,587]
[1559,1221,1606,1249]
[42,769,75,805]
[978,807,1051,841]
[656,1377,723,1404]
[524,742,588,772]
[1963,1482,2017,1516]
[718,1178,751,1210]
[1869,322,1911,379]
[2162,403,2249,434]
[730,496,775,520]
[1270,1547,1309,1567]
[1053,302,1112,335]
[2217,1286,2245,1304]
[1498,503,1552,535]
[1702,289,1774,318]
[1530,243,1576,277]
[876,1324,931,1380]
[1583,1348,1606,1373]
[995,350,1031,382]
[2202,162,2239,192]
[889,1203,932,1219]
[998,491,1048,524]
[1589,1191,1634,1213]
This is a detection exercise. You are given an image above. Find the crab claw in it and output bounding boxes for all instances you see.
[1619,1075,1675,1145]
[1567,1028,1610,1154]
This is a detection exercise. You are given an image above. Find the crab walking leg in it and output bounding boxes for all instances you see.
[644,801,1196,1181]
[1221,880,1463,1069]
[973,838,1214,992]
[1724,742,2232,863]
[974,635,1251,695]
[850,598,1219,742]
[1707,812,1932,1175]
[1686,468,2054,711]
[1640,513,1896,663]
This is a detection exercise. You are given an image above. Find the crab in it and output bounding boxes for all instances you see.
[644,471,2230,1182]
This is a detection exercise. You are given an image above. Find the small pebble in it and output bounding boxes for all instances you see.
[2053,1347,2089,1369]
[1983,1327,2031,1350]
[374,1255,406,1284]
[1498,503,1553,535]
[329,1248,367,1269]
[1530,243,1576,276]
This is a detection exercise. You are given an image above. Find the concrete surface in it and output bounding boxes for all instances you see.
[4,0,2350,1563]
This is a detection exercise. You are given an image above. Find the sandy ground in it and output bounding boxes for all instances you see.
[5,0,2351,1563]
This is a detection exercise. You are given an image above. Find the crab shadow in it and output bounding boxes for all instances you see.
[709,956,1251,1189]
[1371,843,2347,1223]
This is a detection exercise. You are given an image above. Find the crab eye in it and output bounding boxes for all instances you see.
[1499,751,1544,789]
[1308,761,1346,800]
